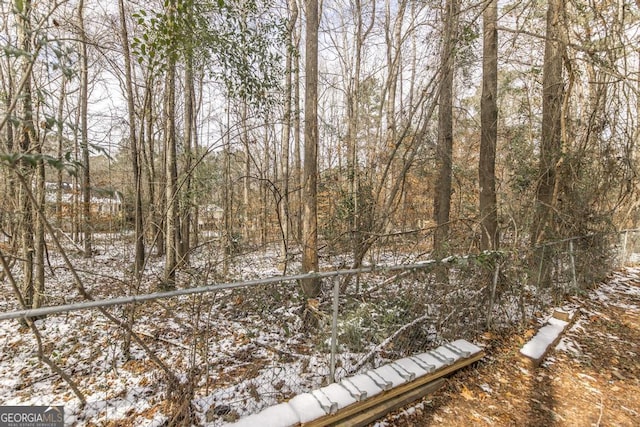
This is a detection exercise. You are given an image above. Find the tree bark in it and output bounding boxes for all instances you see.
[163,57,178,289]
[34,135,45,311]
[301,0,320,298]
[479,0,499,251]
[433,0,459,256]
[180,58,195,266]
[55,79,66,228]
[16,0,35,308]
[141,79,163,257]
[223,101,233,276]
[78,0,92,258]
[118,0,145,276]
[293,22,302,243]
[531,0,565,287]
[279,0,298,271]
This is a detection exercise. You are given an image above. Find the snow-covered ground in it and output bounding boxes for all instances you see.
[0,236,617,425]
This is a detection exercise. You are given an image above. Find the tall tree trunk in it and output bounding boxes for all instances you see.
[301,0,320,298]
[16,0,35,308]
[141,81,162,256]
[531,0,565,287]
[78,0,92,257]
[280,15,292,268]
[293,23,302,243]
[0,58,18,250]
[163,59,178,289]
[118,0,145,276]
[241,103,251,242]
[262,113,270,247]
[346,2,362,271]
[479,0,499,251]
[280,0,298,272]
[279,0,298,270]
[192,73,203,250]
[433,0,459,256]
[56,79,67,228]
[180,58,195,266]
[223,101,233,276]
[34,136,45,311]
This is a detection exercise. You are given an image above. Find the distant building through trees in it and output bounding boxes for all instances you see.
[44,182,123,231]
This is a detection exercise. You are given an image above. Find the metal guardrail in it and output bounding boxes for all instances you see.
[4,228,638,322]
[0,261,449,321]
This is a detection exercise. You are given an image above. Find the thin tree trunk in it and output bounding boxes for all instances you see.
[118,0,145,276]
[119,0,144,357]
[16,0,35,308]
[262,113,271,247]
[242,103,251,243]
[0,58,18,250]
[279,0,298,270]
[141,81,163,257]
[479,0,499,251]
[433,0,459,256]
[180,58,195,266]
[223,102,233,276]
[531,0,565,287]
[78,0,92,257]
[56,79,67,228]
[34,138,45,311]
[163,57,178,289]
[280,35,292,267]
[293,8,302,244]
[301,0,320,298]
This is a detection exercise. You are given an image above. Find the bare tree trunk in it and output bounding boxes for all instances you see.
[78,0,92,257]
[16,0,35,308]
[119,0,143,358]
[180,58,195,266]
[301,0,320,298]
[163,58,178,289]
[531,0,565,287]
[278,0,298,270]
[34,137,45,311]
[433,0,459,256]
[262,113,270,247]
[293,11,303,244]
[56,79,67,228]
[241,103,251,243]
[0,56,18,251]
[141,81,163,257]
[118,0,145,276]
[191,72,203,250]
[223,102,233,276]
[479,0,499,251]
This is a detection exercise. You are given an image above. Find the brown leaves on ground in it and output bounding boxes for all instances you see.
[379,268,640,426]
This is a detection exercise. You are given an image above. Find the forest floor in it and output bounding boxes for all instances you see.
[378,267,640,427]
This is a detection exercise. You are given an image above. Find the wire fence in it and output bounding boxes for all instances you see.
[0,230,637,425]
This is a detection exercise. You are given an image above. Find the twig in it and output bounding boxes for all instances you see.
[596,396,604,427]
[255,340,303,359]
[136,330,191,350]
[14,173,181,387]
[351,313,432,374]
[52,226,85,253]
[0,248,86,404]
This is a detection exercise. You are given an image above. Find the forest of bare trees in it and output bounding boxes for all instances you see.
[1,0,640,310]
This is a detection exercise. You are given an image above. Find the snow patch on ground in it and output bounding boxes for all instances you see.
[555,336,582,357]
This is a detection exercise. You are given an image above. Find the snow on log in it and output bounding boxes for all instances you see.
[520,309,578,366]
[223,339,484,427]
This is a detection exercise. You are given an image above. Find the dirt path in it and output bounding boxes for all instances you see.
[378,267,640,426]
